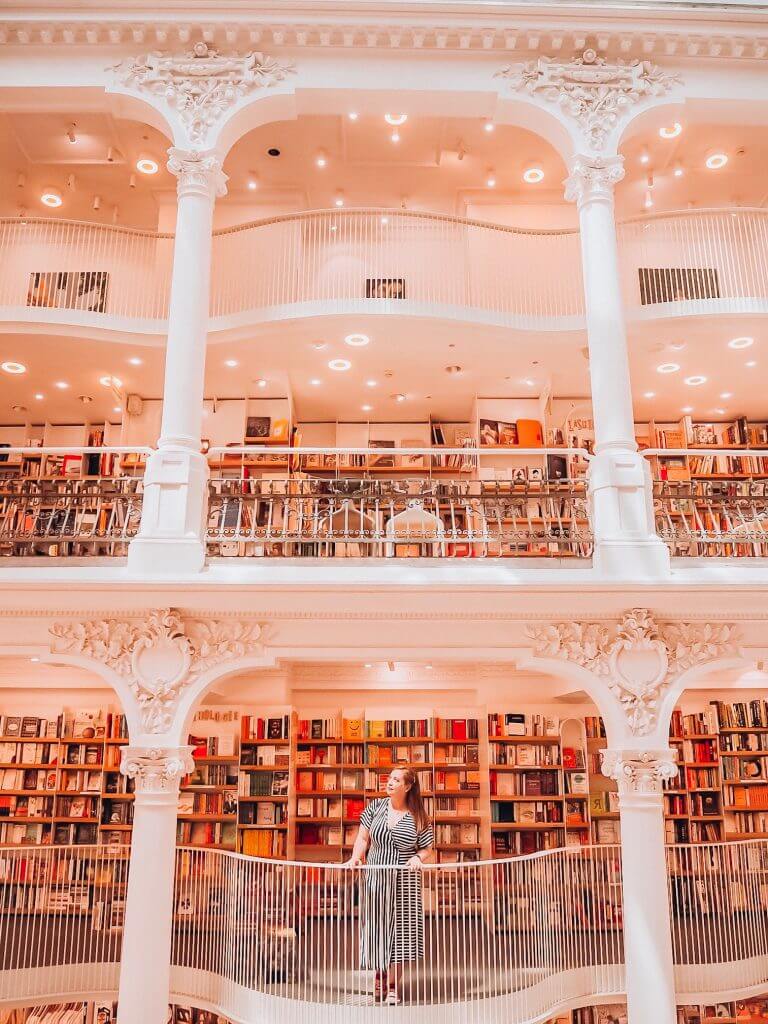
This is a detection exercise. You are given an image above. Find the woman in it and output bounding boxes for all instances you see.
[346,767,434,1005]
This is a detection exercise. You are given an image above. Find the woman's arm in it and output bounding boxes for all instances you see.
[406,846,434,869]
[345,825,370,866]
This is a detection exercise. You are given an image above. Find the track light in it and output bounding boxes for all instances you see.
[66,123,77,145]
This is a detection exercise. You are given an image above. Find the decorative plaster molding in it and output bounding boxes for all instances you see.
[497,49,680,151]
[50,609,265,733]
[113,42,295,146]
[167,147,228,199]
[600,747,679,794]
[120,746,195,793]
[564,154,625,207]
[529,608,739,735]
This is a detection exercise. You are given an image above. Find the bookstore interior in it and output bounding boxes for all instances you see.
[4,3,768,1024]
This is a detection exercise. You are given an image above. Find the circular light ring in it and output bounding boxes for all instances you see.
[523,167,545,184]
[659,122,682,139]
[656,363,680,374]
[384,113,408,126]
[136,157,159,175]
[728,336,754,349]
[40,190,63,208]
[1,361,26,375]
[706,153,728,170]
[328,358,351,371]
[345,333,370,347]
[684,375,707,386]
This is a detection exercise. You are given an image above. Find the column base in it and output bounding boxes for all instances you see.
[127,447,209,576]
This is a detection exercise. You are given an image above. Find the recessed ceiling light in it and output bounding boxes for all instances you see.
[523,378,535,387]
[113,406,122,413]
[713,408,726,415]
[349,112,359,121]
[247,178,258,191]
[366,379,377,387]
[706,152,728,170]
[486,172,496,188]
[224,359,239,368]
[66,124,77,145]
[393,393,406,402]
[345,333,370,347]
[445,365,462,375]
[384,113,408,126]
[639,149,650,165]
[34,393,43,400]
[669,342,686,351]
[657,363,680,374]
[1,362,26,375]
[41,189,63,208]
[256,378,268,388]
[99,375,122,388]
[30,656,40,663]
[335,195,344,207]
[484,122,495,133]
[128,357,142,366]
[391,131,400,143]
[312,341,328,350]
[673,163,684,178]
[684,375,707,386]
[315,151,328,168]
[720,392,733,399]
[310,378,321,386]
[681,406,694,413]
[361,404,373,412]
[136,157,159,175]
[523,167,544,184]
[746,360,757,367]
[659,122,682,139]
[328,359,351,372]
[644,391,656,398]
[728,336,753,349]
[54,381,68,389]
[364,662,373,668]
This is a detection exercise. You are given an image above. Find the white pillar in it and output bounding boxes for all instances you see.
[117,746,193,1024]
[127,148,227,575]
[601,748,678,1024]
[565,155,670,578]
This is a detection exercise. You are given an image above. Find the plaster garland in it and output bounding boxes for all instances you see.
[113,42,296,146]
[600,748,679,794]
[497,48,680,151]
[120,746,195,793]
[529,608,738,735]
[50,608,265,733]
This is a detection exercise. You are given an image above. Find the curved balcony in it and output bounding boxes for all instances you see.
[2,841,767,1018]
[1,209,766,338]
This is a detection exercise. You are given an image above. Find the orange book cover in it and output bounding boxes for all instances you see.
[297,771,314,792]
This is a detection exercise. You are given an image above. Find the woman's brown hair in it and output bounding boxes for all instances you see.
[397,768,428,833]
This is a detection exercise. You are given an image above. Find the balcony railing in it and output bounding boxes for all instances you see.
[206,446,593,560]
[2,841,767,1016]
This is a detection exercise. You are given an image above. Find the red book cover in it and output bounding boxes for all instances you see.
[451,720,467,741]
[562,747,577,770]
[188,735,208,759]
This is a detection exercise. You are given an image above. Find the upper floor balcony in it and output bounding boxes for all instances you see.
[2,207,768,338]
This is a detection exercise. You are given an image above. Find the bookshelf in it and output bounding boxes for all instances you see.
[239,710,291,859]
[433,715,483,862]
[177,710,240,851]
[668,707,724,844]
[551,999,768,1023]
[294,712,347,861]
[712,698,768,839]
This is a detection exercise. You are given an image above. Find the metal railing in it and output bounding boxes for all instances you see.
[0,449,149,558]
[0,219,173,324]
[206,446,594,560]
[171,845,625,1020]
[668,840,768,1001]
[647,449,768,558]
[209,209,585,326]
[0,844,129,1004]
[619,208,768,315]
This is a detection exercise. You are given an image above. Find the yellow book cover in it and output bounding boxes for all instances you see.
[368,720,387,739]
[343,718,363,742]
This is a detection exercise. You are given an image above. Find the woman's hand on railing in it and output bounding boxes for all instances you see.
[407,855,424,870]
[344,855,365,868]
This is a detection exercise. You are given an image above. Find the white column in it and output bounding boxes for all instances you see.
[602,748,679,1024]
[117,746,193,1024]
[127,148,227,575]
[565,155,670,578]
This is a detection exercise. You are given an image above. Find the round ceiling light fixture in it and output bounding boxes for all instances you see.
[345,333,370,347]
[99,375,122,388]
[54,381,69,389]
[656,363,680,374]
[256,378,268,389]
[224,359,239,368]
[643,391,656,398]
[128,356,143,366]
[659,122,683,139]
[684,375,707,386]
[523,167,545,184]
[384,113,408,126]
[328,359,351,372]
[40,189,63,208]
[706,152,728,170]
[348,112,359,121]
[392,393,406,402]
[1,361,26,375]
[728,336,754,349]
[484,122,495,133]
[136,157,159,175]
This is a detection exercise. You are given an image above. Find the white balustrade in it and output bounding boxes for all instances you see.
[618,209,768,315]
[0,219,173,326]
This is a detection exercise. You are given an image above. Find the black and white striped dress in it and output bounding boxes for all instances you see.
[359,798,434,969]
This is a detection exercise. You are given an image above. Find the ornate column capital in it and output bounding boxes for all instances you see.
[601,748,678,794]
[167,147,228,200]
[50,609,266,734]
[529,608,739,736]
[121,746,194,794]
[564,154,625,208]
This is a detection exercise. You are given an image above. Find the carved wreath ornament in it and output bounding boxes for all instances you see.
[497,49,680,151]
[529,609,739,735]
[50,609,264,733]
[114,42,296,146]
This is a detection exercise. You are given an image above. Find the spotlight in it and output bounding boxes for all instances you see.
[136,157,159,175]
[41,189,63,208]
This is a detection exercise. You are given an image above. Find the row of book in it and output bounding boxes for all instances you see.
[241,744,289,767]
[0,741,58,765]
[670,708,720,737]
[488,713,559,738]
[244,714,291,740]
[178,792,237,816]
[490,744,559,767]
[189,734,238,758]
[435,718,479,740]
[490,770,559,796]
[0,711,128,741]
[724,783,768,808]
[239,771,289,797]
[720,733,768,752]
[435,823,479,845]
[176,821,237,848]
[434,743,479,765]
[239,803,288,826]
[724,811,768,834]
[492,830,562,856]
[492,802,563,824]
[711,698,768,730]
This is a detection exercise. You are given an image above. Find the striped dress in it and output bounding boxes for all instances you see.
[359,798,434,969]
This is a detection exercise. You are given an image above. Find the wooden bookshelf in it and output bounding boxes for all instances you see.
[177,710,240,851]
